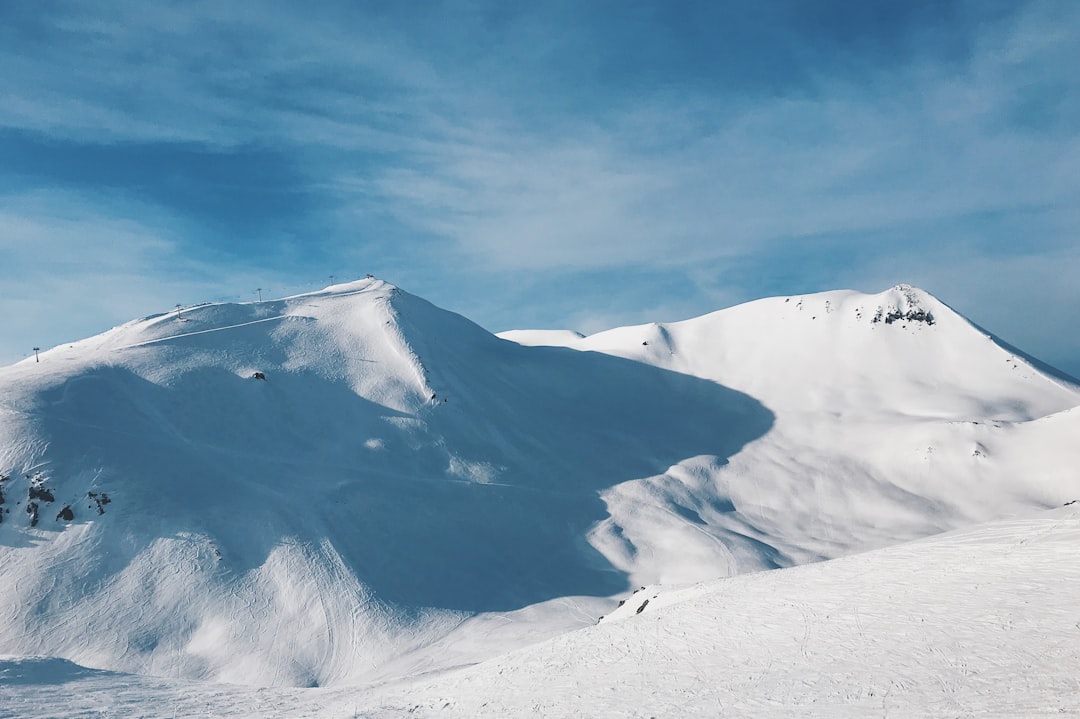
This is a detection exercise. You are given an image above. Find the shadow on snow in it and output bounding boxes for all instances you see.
[23,339,773,613]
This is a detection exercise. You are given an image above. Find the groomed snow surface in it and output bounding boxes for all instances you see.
[1,279,1079,717]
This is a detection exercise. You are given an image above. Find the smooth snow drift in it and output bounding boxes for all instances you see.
[1,279,1078,702]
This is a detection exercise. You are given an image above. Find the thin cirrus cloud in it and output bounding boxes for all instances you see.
[369,25,1077,273]
[0,1,1077,375]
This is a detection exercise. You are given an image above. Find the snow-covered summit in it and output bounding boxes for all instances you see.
[543,284,1077,420]
[4,277,472,413]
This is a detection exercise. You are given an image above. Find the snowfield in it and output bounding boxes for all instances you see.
[1,278,1078,716]
[3,506,1079,718]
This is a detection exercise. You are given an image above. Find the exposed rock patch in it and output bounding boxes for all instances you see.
[88,492,111,515]
[25,472,55,528]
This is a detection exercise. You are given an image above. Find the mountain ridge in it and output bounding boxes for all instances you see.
[1,278,1077,688]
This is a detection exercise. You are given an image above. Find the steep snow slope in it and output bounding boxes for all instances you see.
[4,505,1079,718]
[0,279,770,686]
[507,285,1080,588]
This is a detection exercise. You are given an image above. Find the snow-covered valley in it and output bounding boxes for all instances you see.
[1,278,1078,717]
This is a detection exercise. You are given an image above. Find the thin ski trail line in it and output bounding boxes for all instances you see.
[118,315,292,350]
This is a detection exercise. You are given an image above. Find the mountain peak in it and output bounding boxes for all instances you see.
[568,284,1076,420]
[289,275,393,300]
[866,283,940,326]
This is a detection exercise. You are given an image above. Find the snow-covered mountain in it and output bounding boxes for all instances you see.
[506,284,1080,585]
[1,278,1078,699]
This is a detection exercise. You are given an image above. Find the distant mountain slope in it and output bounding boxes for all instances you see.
[495,328,585,346]
[1,280,1077,689]
[520,284,1078,418]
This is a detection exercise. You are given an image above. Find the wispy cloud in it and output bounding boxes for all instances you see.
[360,1,1079,276]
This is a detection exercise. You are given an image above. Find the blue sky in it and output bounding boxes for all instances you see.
[2,0,1078,376]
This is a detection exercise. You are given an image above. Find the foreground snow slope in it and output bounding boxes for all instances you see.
[366,504,1080,718]
[1,279,1077,690]
[4,505,1078,718]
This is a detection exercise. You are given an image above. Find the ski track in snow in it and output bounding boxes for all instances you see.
[117,314,294,350]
